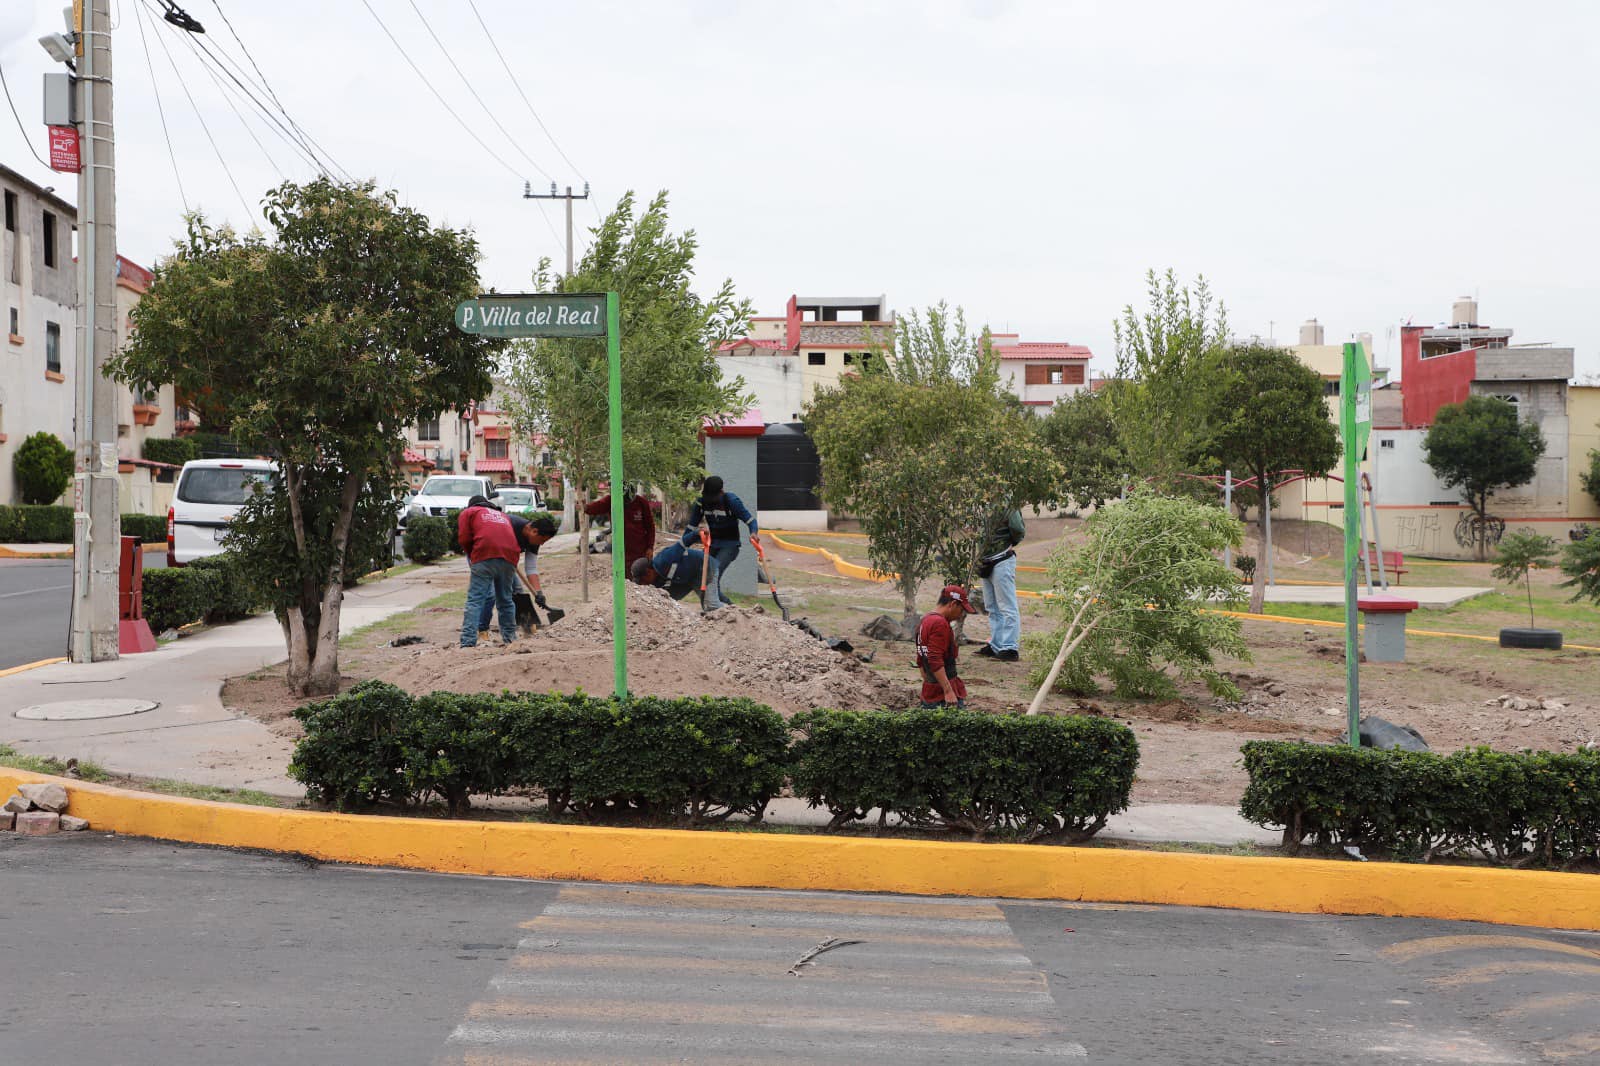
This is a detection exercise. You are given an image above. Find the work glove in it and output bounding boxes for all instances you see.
[534,591,548,608]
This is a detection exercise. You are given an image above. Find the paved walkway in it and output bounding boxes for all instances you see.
[1263,584,1492,607]
[1,553,1277,849]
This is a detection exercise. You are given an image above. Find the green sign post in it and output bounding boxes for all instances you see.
[456,292,628,697]
[1340,340,1372,745]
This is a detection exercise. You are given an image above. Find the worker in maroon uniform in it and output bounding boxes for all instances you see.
[584,487,657,575]
[457,495,522,647]
[917,585,975,708]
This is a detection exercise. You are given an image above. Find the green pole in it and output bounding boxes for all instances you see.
[606,291,627,699]
[1340,341,1360,745]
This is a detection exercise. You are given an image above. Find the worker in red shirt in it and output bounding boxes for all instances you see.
[917,585,975,708]
[457,495,522,647]
[584,487,657,575]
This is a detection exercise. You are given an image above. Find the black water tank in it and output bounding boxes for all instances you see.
[757,423,821,511]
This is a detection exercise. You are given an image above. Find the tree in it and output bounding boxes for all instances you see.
[1560,529,1600,605]
[503,191,751,601]
[1038,390,1128,511]
[1422,396,1546,561]
[1490,530,1558,630]
[1105,269,1229,488]
[807,310,1061,615]
[1027,491,1247,714]
[12,431,73,505]
[1581,444,1600,511]
[1193,343,1340,613]
[110,179,500,695]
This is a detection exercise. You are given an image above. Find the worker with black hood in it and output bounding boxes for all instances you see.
[681,475,757,608]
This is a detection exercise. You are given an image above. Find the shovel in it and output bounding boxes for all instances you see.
[750,535,790,622]
[697,529,713,612]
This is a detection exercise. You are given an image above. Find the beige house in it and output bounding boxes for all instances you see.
[715,296,895,423]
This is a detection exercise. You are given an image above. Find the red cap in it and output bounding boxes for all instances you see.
[938,585,976,613]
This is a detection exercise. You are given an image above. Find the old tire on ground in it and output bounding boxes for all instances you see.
[1498,627,1563,650]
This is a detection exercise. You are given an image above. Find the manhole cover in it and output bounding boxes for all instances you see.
[13,699,159,721]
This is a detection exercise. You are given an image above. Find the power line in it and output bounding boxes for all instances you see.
[182,26,286,177]
[132,0,190,213]
[142,0,258,224]
[404,0,551,182]
[0,60,51,170]
[463,0,587,184]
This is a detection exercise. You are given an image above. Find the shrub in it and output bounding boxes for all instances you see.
[121,513,168,544]
[141,566,221,633]
[186,553,263,623]
[1240,740,1600,866]
[13,431,73,504]
[445,508,463,554]
[288,681,415,809]
[1233,554,1256,583]
[790,708,1138,841]
[402,515,450,563]
[0,504,75,543]
[141,437,199,466]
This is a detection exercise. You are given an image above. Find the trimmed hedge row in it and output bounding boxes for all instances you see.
[142,437,200,466]
[1241,740,1600,867]
[287,683,1139,838]
[0,504,73,543]
[401,515,450,563]
[121,513,168,543]
[141,552,263,633]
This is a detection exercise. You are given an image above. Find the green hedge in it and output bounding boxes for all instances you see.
[0,504,74,543]
[1241,741,1600,866]
[140,552,263,632]
[286,688,1138,843]
[289,685,789,820]
[186,553,262,622]
[791,708,1138,841]
[141,437,199,466]
[121,513,168,543]
[401,515,450,563]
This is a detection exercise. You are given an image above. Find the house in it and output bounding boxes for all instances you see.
[403,406,475,478]
[715,295,895,422]
[111,255,182,515]
[989,334,1094,413]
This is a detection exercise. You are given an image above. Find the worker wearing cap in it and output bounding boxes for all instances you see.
[681,475,757,608]
[916,585,974,708]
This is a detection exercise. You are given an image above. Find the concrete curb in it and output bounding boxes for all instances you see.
[4,767,1597,931]
[0,657,68,679]
[0,542,165,560]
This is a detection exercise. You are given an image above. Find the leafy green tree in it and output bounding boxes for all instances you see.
[1559,529,1600,606]
[1581,445,1600,511]
[1422,396,1546,561]
[1193,343,1339,613]
[110,178,500,695]
[808,310,1061,615]
[1038,390,1128,511]
[1027,490,1247,714]
[1106,269,1229,488]
[1490,530,1559,630]
[504,191,752,601]
[12,431,74,505]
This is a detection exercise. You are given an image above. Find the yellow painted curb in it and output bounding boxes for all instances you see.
[0,656,67,678]
[4,767,1597,932]
[0,542,164,560]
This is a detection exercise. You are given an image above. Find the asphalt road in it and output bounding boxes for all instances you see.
[0,556,167,670]
[3,834,1599,1064]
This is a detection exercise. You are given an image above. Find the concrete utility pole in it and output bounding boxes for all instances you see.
[70,0,120,662]
[522,181,590,278]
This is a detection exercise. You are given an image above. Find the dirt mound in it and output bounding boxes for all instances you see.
[378,582,909,716]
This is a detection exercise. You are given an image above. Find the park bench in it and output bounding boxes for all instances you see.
[1358,548,1408,584]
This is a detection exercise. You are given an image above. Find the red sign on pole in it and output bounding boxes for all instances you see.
[47,125,81,173]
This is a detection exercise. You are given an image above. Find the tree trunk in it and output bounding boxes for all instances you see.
[1475,498,1488,562]
[901,580,916,618]
[577,484,591,603]
[1027,607,1098,716]
[1250,507,1268,615]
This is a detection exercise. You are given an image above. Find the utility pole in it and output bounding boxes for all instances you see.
[61,0,120,662]
[522,181,590,278]
[522,181,590,533]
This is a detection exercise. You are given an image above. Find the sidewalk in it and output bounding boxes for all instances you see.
[0,551,1277,850]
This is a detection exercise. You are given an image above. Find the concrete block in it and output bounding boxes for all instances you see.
[2,793,32,813]
[15,811,61,836]
[0,811,13,831]
[59,815,89,832]
[18,782,69,813]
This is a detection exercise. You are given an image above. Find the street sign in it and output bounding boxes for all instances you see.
[47,125,80,173]
[454,293,606,338]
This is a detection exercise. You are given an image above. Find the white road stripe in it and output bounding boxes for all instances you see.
[539,901,1011,935]
[448,1022,1089,1058]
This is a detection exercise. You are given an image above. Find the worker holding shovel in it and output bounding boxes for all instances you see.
[475,514,565,637]
[630,538,720,604]
[681,475,758,608]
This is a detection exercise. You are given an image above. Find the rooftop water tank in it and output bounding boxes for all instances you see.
[1451,297,1478,327]
[1299,319,1324,346]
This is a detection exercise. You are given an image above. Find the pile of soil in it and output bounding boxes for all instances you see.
[371,581,910,717]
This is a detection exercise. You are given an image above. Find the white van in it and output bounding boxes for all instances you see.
[168,458,278,566]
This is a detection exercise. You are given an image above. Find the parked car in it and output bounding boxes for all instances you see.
[407,474,499,522]
[491,486,545,514]
[168,458,278,566]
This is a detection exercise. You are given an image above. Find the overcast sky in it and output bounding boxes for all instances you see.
[3,1,1597,379]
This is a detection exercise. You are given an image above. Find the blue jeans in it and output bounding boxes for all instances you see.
[708,540,740,606]
[982,553,1020,653]
[462,559,517,646]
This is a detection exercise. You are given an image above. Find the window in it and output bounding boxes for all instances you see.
[8,307,16,336]
[843,352,855,365]
[807,352,825,366]
[1050,369,1064,385]
[1323,381,1340,397]
[177,468,276,505]
[1379,439,1395,450]
[3,191,15,231]
[485,438,508,459]
[46,321,61,373]
[42,212,56,268]
[417,416,441,441]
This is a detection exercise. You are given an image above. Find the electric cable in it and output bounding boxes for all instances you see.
[132,0,190,213]
[463,0,586,184]
[0,60,51,170]
[182,28,286,178]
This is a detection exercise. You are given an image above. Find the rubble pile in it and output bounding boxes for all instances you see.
[1,782,88,835]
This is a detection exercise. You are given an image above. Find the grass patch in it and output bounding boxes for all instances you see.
[361,561,425,583]
[0,745,112,782]
[419,589,467,611]
[132,778,285,807]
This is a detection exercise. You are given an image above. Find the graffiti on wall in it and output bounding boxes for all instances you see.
[1391,513,1441,554]
[1453,511,1506,551]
